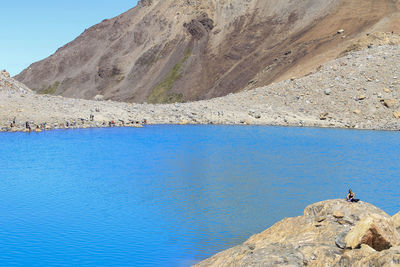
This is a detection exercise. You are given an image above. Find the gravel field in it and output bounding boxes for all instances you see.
[1,45,399,132]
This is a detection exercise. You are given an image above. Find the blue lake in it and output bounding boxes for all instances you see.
[0,125,399,266]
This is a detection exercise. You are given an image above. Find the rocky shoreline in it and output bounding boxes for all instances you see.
[195,199,400,266]
[1,45,400,132]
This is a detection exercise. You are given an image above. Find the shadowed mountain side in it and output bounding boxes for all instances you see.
[15,0,400,103]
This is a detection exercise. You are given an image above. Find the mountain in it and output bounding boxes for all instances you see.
[15,0,400,103]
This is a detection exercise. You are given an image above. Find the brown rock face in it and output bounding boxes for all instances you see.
[345,215,400,251]
[382,98,399,109]
[14,0,400,103]
[333,210,345,218]
[392,212,400,232]
[184,13,214,40]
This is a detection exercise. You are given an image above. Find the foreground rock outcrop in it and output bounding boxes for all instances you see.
[15,0,400,103]
[195,199,400,266]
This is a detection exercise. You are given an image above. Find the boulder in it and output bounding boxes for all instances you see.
[341,246,400,266]
[319,112,328,120]
[304,199,388,222]
[1,69,10,78]
[184,13,214,40]
[345,214,400,251]
[94,94,104,101]
[392,212,400,232]
[333,211,345,218]
[381,99,398,109]
[393,111,400,119]
[336,231,348,249]
[324,88,331,95]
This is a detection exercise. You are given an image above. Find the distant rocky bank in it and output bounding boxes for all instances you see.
[195,199,400,266]
[1,44,400,132]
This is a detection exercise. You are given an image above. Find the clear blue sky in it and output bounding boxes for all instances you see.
[0,1,139,76]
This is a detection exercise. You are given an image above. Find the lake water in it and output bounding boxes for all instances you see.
[0,125,399,266]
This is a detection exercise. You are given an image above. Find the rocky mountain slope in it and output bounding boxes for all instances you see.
[2,44,400,132]
[0,70,32,95]
[196,199,400,266]
[15,0,400,103]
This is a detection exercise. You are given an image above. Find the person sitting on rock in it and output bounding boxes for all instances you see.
[346,189,360,202]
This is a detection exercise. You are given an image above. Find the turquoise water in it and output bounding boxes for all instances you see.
[0,125,399,266]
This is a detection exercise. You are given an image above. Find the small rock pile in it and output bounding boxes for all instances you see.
[342,32,400,54]
[0,69,32,95]
[196,199,400,266]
